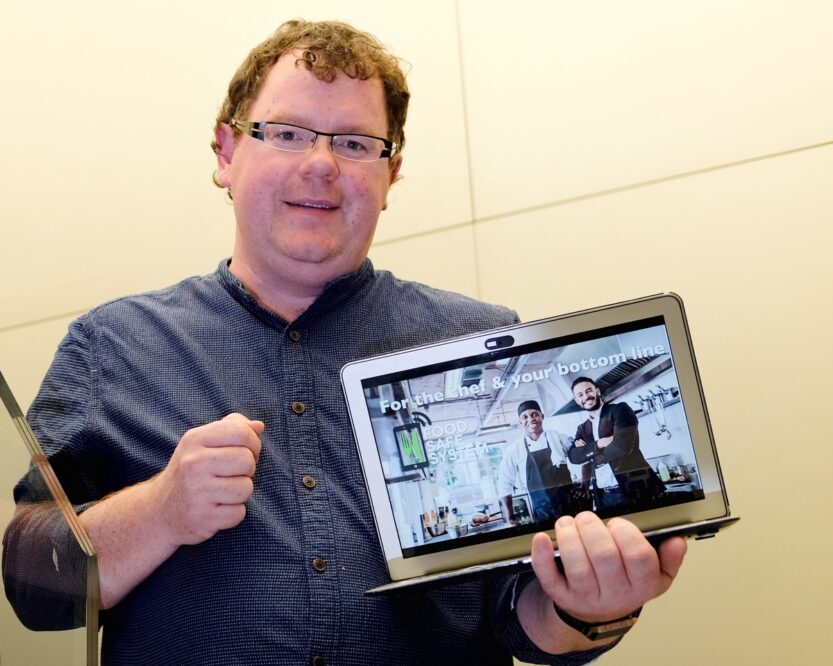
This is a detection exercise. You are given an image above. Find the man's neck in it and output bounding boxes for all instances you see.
[525,432,546,448]
[229,258,328,323]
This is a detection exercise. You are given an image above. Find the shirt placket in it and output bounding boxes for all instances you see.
[282,326,340,664]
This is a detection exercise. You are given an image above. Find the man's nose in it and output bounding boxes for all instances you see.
[299,137,340,178]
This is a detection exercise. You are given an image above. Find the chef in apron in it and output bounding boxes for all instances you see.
[497,400,591,524]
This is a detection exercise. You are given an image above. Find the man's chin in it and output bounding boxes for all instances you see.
[283,240,338,264]
[282,237,369,271]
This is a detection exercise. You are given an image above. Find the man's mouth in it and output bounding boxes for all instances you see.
[287,200,338,210]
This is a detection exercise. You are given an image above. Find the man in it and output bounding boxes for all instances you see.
[568,377,667,512]
[497,400,591,524]
[3,20,686,665]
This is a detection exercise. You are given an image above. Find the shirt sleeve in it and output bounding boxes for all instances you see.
[489,573,619,665]
[496,442,521,496]
[2,498,90,630]
[588,404,639,466]
[549,432,573,465]
[2,317,101,630]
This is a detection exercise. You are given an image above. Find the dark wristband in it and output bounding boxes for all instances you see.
[553,602,642,641]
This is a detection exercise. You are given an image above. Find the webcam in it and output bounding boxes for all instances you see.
[484,335,514,350]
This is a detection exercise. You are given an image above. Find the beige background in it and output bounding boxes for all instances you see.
[1,1,832,664]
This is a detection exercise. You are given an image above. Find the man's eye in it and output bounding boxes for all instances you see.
[277,131,300,141]
[346,140,368,152]
[335,137,371,154]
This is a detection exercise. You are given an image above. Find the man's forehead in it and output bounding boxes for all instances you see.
[250,54,386,124]
[574,382,596,392]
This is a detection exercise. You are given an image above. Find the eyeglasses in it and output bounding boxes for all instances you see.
[231,119,397,162]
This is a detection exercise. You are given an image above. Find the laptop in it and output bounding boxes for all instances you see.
[341,293,738,594]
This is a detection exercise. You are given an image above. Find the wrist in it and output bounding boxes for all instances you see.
[552,602,642,641]
[138,474,182,551]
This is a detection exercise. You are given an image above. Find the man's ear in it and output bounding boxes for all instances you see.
[388,153,403,186]
[214,123,235,187]
[382,154,403,211]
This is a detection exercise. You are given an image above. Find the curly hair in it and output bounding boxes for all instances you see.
[212,19,410,159]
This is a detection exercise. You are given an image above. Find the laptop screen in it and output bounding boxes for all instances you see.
[359,316,706,559]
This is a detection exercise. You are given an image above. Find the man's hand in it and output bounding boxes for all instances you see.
[499,495,517,526]
[574,438,587,448]
[154,413,264,547]
[79,413,264,609]
[517,512,686,654]
[596,436,614,449]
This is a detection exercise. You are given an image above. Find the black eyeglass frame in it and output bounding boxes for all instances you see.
[230,119,397,160]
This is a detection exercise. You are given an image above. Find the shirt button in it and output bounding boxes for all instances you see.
[302,475,317,489]
[291,401,306,415]
[312,657,326,666]
[288,330,301,342]
[312,557,327,572]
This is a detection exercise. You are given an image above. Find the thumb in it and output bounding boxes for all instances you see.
[657,536,687,588]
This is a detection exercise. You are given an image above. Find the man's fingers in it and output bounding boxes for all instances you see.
[552,515,599,599]
[220,415,264,462]
[177,441,258,478]
[212,503,248,531]
[571,513,630,596]
[213,476,255,505]
[530,531,567,600]
[185,414,264,459]
[606,517,661,589]
[223,412,266,435]
[608,519,686,597]
[532,514,687,625]
[212,446,258,478]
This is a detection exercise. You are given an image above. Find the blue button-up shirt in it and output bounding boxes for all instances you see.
[6,259,609,665]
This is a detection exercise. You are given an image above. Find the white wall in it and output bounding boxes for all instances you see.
[1,1,831,664]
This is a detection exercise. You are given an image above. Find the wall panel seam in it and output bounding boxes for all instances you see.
[6,139,832,331]
[454,0,481,299]
[375,138,833,246]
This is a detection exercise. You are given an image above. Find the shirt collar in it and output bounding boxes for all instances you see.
[215,258,376,329]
